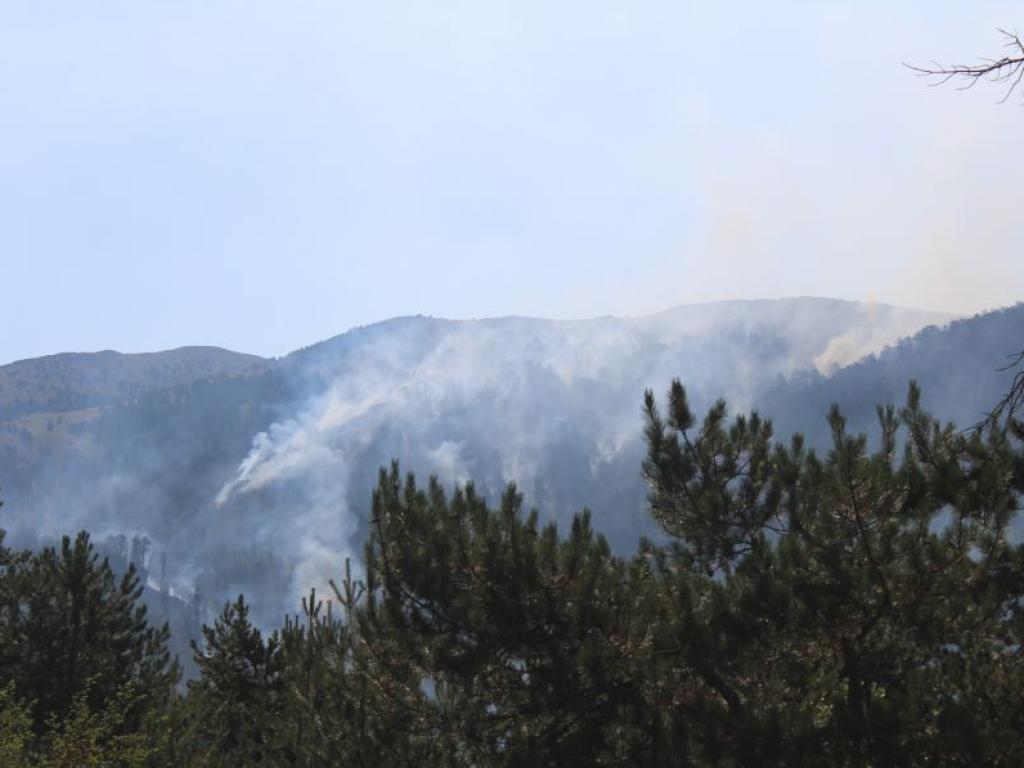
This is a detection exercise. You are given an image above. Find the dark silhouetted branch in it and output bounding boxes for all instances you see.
[981,349,1024,430]
[907,28,1024,104]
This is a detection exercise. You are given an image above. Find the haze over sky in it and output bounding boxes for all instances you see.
[2,1,1022,364]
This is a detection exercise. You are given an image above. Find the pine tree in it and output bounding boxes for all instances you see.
[270,574,443,766]
[188,595,286,766]
[0,531,178,736]
[641,380,1024,764]
[364,463,675,765]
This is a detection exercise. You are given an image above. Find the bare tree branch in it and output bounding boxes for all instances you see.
[979,350,1024,431]
[906,28,1024,104]
[909,28,1024,433]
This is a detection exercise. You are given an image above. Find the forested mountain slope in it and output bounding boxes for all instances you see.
[0,298,961,623]
[759,302,1024,446]
[0,346,266,418]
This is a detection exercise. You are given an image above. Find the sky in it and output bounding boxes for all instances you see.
[1,1,1022,364]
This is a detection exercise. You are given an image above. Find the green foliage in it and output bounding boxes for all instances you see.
[0,683,32,768]
[0,531,179,734]
[274,574,439,766]
[0,523,179,765]
[364,467,666,764]
[40,683,159,768]
[187,595,286,766]
[640,379,1024,764]
[3,376,1024,765]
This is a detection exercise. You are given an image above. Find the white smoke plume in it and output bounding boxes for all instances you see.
[213,298,952,613]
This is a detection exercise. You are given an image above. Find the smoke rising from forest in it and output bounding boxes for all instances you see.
[2,298,974,628]
[206,300,952,616]
[15,296,1015,631]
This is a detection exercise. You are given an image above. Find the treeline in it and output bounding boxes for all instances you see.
[758,303,1024,446]
[2,381,1024,766]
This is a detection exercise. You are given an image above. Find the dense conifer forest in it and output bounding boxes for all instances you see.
[2,371,1023,765]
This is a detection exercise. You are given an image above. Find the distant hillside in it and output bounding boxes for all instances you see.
[758,303,1024,446]
[0,298,960,624]
[0,346,267,418]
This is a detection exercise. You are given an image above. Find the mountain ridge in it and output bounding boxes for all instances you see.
[0,296,992,625]
[0,345,267,418]
[3,296,955,378]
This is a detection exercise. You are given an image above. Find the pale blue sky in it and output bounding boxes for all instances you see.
[2,1,1022,363]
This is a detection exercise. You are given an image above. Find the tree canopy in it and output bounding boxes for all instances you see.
[8,374,1023,765]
